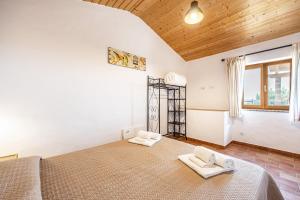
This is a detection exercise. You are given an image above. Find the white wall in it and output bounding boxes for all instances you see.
[0,0,186,157]
[186,33,300,154]
[187,110,231,146]
[231,111,300,154]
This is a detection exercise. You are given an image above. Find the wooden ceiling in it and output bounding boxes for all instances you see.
[84,0,300,61]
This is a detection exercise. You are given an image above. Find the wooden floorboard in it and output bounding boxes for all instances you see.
[169,136,300,200]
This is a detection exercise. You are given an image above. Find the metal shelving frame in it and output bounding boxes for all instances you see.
[147,76,186,139]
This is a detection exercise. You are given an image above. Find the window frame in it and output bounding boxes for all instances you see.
[242,59,292,111]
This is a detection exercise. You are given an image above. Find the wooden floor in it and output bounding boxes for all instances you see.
[171,137,300,200]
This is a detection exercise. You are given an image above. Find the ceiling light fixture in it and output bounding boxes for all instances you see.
[184,1,204,25]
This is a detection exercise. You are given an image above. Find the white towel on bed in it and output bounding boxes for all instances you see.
[128,136,161,147]
[164,72,187,86]
[137,130,152,139]
[189,155,213,168]
[193,146,216,167]
[178,154,233,179]
[137,130,161,140]
[215,154,235,170]
[150,132,161,140]
[199,147,235,170]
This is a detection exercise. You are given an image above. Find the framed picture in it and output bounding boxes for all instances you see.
[108,47,146,71]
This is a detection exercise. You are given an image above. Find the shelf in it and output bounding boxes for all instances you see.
[148,83,185,90]
[168,98,186,100]
[167,131,186,135]
[147,76,187,140]
[168,121,185,125]
[148,77,186,90]
[164,132,186,139]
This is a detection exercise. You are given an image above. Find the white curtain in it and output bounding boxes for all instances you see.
[226,56,245,118]
[289,42,300,123]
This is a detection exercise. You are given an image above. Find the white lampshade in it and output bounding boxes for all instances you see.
[184,1,204,25]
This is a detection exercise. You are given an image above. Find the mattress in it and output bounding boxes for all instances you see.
[0,156,42,200]
[40,137,283,200]
[1,137,283,200]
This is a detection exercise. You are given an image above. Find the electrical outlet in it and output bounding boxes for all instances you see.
[240,132,244,136]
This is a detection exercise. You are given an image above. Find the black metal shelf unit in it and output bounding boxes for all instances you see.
[147,76,187,139]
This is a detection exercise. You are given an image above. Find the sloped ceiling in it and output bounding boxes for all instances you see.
[83,0,300,61]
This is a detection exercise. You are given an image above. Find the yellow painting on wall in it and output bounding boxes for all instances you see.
[108,47,146,71]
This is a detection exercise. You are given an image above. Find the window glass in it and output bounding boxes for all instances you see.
[244,67,261,106]
[267,63,290,106]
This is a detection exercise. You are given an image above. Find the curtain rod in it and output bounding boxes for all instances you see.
[221,44,292,62]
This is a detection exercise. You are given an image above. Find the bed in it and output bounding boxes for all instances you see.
[0,137,283,200]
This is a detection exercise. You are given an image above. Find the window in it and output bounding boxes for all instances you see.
[243,59,291,110]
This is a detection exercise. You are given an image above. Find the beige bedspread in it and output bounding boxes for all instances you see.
[0,156,42,200]
[41,137,283,200]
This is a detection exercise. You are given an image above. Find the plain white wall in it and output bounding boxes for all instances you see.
[187,110,231,146]
[0,0,186,157]
[186,32,300,154]
[231,111,300,154]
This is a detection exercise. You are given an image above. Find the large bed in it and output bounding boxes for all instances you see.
[0,137,283,200]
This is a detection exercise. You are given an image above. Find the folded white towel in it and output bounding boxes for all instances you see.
[200,147,235,170]
[189,155,214,168]
[137,130,152,139]
[150,132,161,140]
[137,130,161,140]
[178,154,233,179]
[128,136,161,147]
[164,72,187,86]
[133,137,147,143]
[215,154,235,170]
[193,146,216,167]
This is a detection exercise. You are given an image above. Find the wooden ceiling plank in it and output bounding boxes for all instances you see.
[128,0,145,13]
[158,0,294,45]
[144,0,262,35]
[119,0,134,10]
[163,0,297,43]
[179,14,300,57]
[174,10,300,54]
[111,0,121,7]
[162,0,266,40]
[114,0,126,8]
[106,0,118,7]
[168,1,300,51]
[82,0,300,60]
[185,25,300,60]
[132,0,161,16]
[140,0,189,25]
[183,17,300,60]
[125,0,142,12]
